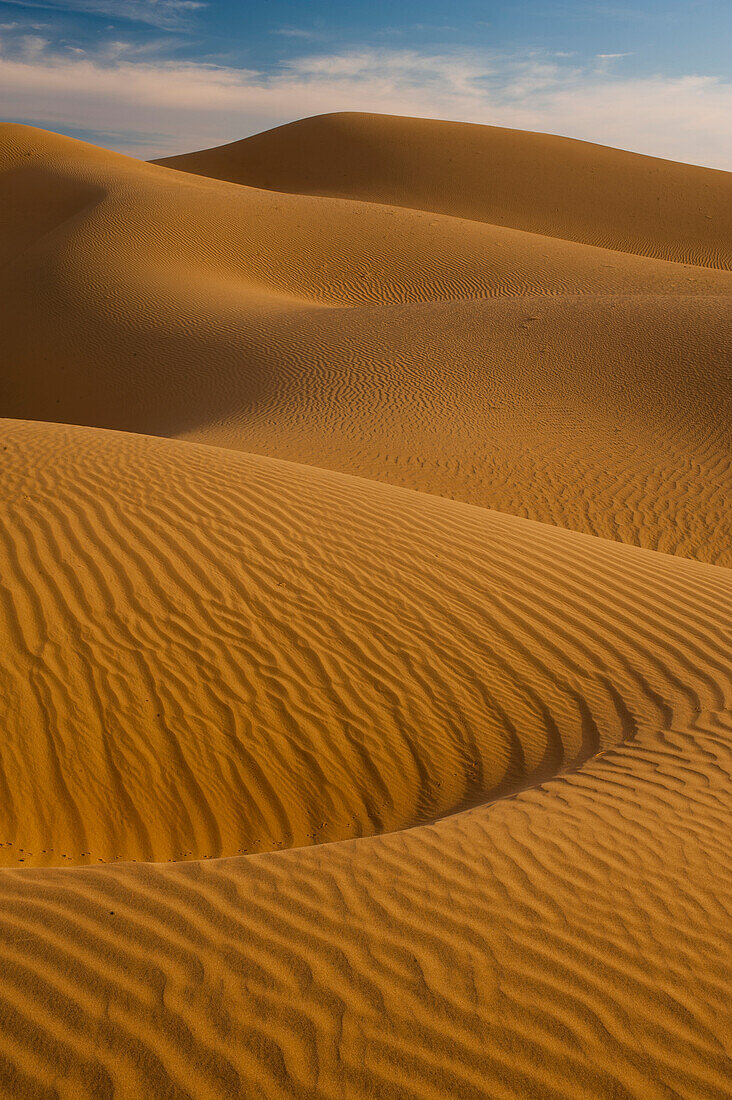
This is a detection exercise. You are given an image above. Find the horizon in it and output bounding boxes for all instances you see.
[0,0,730,169]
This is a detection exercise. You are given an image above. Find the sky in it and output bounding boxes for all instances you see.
[0,0,730,167]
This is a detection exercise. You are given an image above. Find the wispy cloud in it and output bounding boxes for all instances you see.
[15,32,48,57]
[0,40,730,169]
[0,15,50,29]
[595,51,632,71]
[271,27,317,40]
[0,0,206,29]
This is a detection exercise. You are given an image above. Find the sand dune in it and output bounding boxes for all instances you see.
[1,122,730,564]
[0,418,728,868]
[0,112,730,1097]
[157,112,732,268]
[0,417,730,1096]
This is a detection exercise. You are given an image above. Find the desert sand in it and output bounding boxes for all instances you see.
[0,113,730,1097]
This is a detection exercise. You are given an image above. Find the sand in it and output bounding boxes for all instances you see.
[157,113,732,268]
[2,119,730,564]
[0,113,730,1097]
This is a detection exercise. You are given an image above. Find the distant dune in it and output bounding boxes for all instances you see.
[0,113,730,1098]
[157,112,732,268]
[2,120,731,564]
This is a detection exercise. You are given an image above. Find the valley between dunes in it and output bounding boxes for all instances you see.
[0,113,730,1098]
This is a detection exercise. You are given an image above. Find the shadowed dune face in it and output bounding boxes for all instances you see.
[0,113,730,1099]
[3,419,729,867]
[1,122,730,566]
[0,165,104,268]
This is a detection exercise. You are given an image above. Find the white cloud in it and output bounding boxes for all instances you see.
[594,51,632,72]
[0,0,206,29]
[271,28,317,40]
[0,42,730,169]
[17,32,48,57]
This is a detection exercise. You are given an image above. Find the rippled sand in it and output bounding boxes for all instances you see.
[0,113,730,1098]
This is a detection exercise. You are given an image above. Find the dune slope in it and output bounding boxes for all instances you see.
[0,418,730,1097]
[3,418,729,867]
[1,123,730,564]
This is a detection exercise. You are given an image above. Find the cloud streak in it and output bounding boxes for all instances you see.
[0,40,730,168]
[0,0,206,29]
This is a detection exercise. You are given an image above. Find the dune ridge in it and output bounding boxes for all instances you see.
[0,112,730,1098]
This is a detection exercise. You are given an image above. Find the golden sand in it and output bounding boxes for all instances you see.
[0,113,730,1098]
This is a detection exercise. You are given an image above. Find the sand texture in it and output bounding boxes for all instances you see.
[0,113,730,1098]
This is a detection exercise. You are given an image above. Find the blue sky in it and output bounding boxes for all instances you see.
[0,0,730,166]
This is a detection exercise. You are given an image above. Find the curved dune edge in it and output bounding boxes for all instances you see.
[2,418,729,869]
[156,112,732,269]
[0,699,730,1096]
[1,124,730,566]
